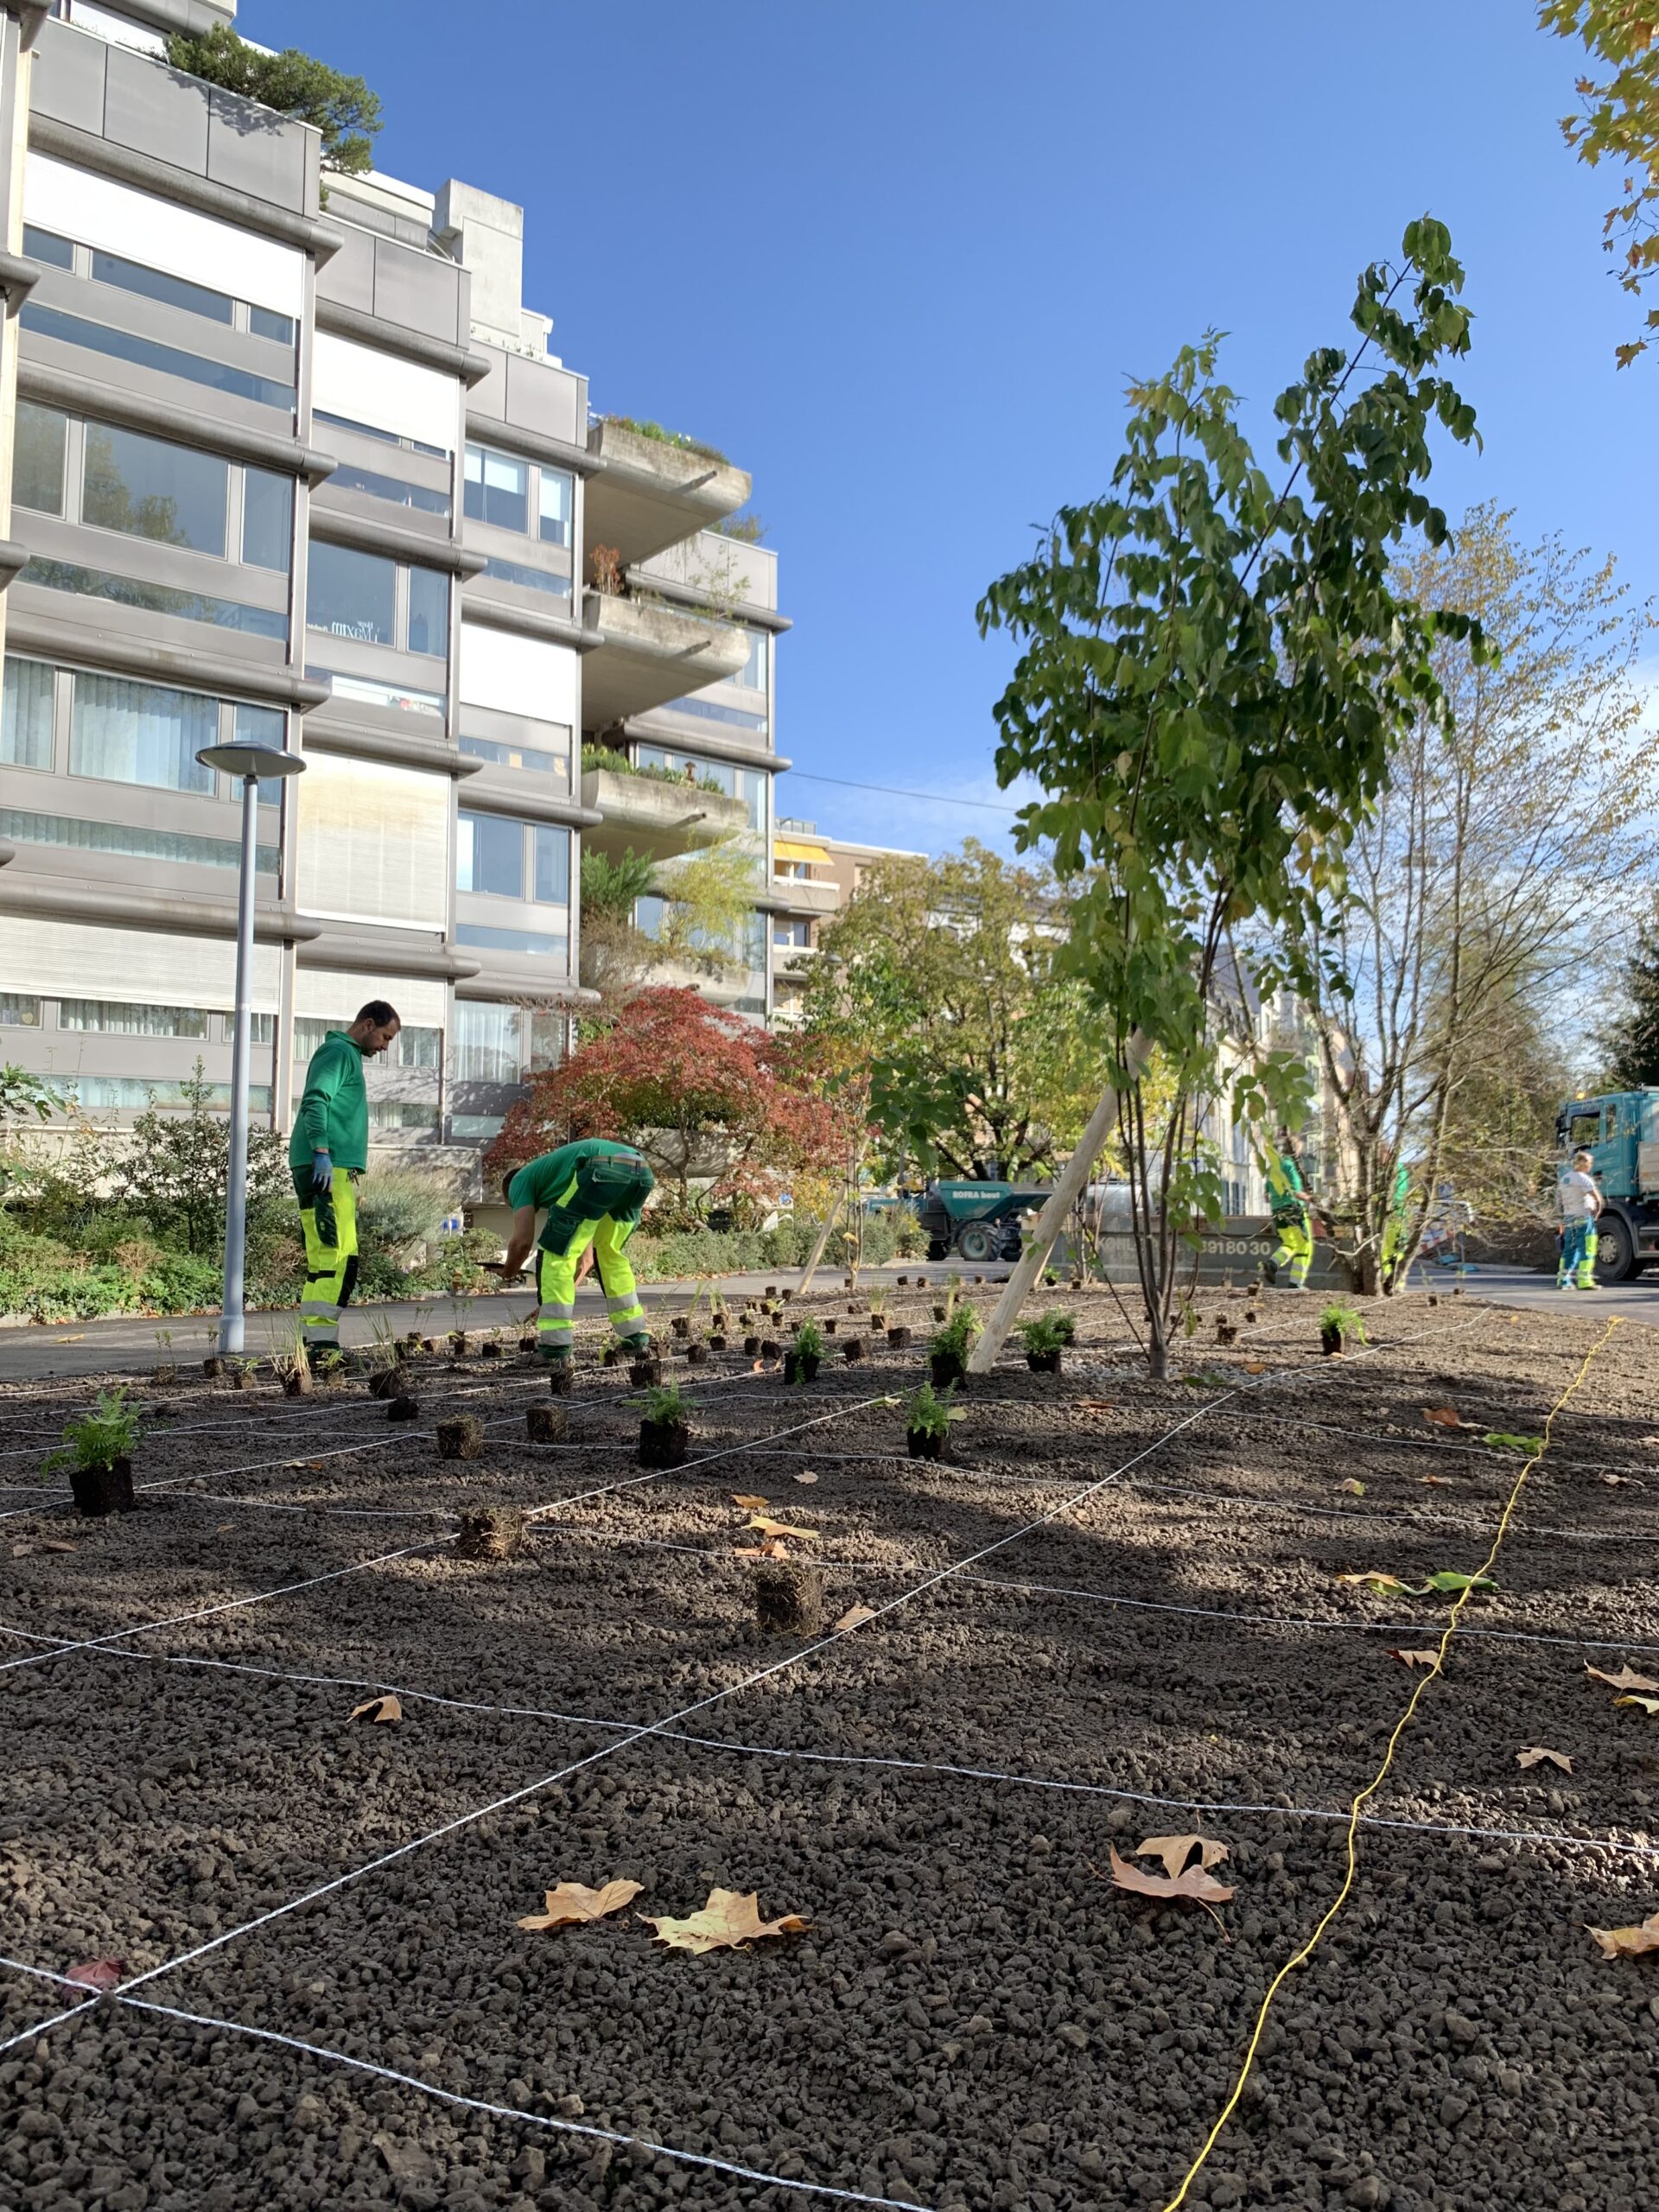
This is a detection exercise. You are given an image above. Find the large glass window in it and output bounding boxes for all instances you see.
[70,671,215,794]
[464,445,528,532]
[21,304,296,410]
[2,657,54,771]
[81,421,228,556]
[0,806,277,874]
[774,918,811,948]
[635,744,767,833]
[456,810,524,898]
[22,226,73,270]
[662,693,769,734]
[406,565,449,657]
[313,410,446,461]
[734,626,767,691]
[456,732,567,777]
[292,1017,441,1070]
[0,994,41,1026]
[331,459,450,518]
[21,557,286,639]
[307,667,445,720]
[452,1001,521,1083]
[13,402,67,516]
[90,247,232,326]
[241,467,293,572]
[538,467,573,546]
[307,541,396,646]
[533,823,570,904]
[454,923,567,957]
[249,305,296,345]
[60,999,208,1037]
[480,555,570,600]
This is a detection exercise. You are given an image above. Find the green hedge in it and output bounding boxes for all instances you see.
[626,1211,922,1281]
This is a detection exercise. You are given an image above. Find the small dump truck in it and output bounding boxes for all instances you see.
[915,1175,1053,1263]
[1554,1089,1659,1282]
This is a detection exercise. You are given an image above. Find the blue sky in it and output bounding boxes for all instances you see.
[251,0,1651,856]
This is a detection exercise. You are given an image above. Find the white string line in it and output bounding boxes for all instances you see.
[41,1635,1659,1866]
[1128,1472,1653,1546]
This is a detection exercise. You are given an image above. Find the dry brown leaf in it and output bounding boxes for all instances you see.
[1588,1911,1659,1961]
[1420,1475,1452,1488]
[1338,1478,1365,1497]
[793,1472,819,1486]
[1077,1398,1116,1410]
[748,1515,819,1541]
[641,1887,809,1955]
[834,1603,877,1630]
[347,1694,402,1725]
[1137,1834,1229,1879]
[1422,1406,1464,1430]
[1106,1844,1234,1909]
[1600,1472,1643,1488]
[66,1957,124,1990]
[1389,1649,1441,1670]
[1516,1746,1573,1772]
[733,1539,791,1560]
[1243,1362,1267,1375]
[518,1878,642,1931]
[1336,1571,1413,1593]
[1586,1663,1659,1694]
[39,1539,77,1554]
[54,1334,86,1344]
[1616,1695,1659,1717]
[731,1493,769,1510]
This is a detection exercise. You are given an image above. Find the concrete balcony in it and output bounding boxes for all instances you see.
[766,875,841,919]
[581,765,753,863]
[581,589,750,727]
[584,420,752,569]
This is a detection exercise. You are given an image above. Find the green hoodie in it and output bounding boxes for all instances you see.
[289,1030,369,1172]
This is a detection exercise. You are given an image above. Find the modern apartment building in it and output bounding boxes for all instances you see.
[0,0,787,1182]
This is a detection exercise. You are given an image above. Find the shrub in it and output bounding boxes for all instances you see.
[1320,1302,1369,1345]
[794,1318,826,1358]
[47,1389,143,1474]
[931,1308,982,1361]
[643,1382,689,1426]
[906,1381,964,1440]
[1020,1313,1073,1356]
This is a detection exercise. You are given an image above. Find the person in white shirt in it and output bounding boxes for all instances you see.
[1557,1149,1603,1290]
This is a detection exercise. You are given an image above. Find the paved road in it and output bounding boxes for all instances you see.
[1425,1259,1659,1326]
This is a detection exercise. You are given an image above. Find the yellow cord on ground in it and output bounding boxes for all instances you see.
[1160,1315,1623,2212]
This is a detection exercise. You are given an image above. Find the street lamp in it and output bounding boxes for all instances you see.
[194,737,305,1356]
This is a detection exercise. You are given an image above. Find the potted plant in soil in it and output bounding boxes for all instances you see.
[1020,1313,1071,1375]
[743,1332,762,1357]
[842,1333,868,1363]
[639,1382,691,1469]
[1320,1303,1369,1357]
[630,1351,663,1387]
[906,1379,964,1460]
[886,1322,913,1350]
[785,1319,824,1386]
[929,1308,982,1389]
[823,1318,838,1335]
[48,1389,142,1516]
[152,1329,175,1386]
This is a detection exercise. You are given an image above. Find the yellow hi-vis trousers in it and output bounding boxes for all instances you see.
[1268,1211,1313,1287]
[297,1167,359,1351]
[535,1194,649,1355]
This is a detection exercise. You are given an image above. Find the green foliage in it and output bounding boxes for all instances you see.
[793,1317,826,1358]
[580,844,658,919]
[0,1064,54,1134]
[606,416,728,463]
[643,1382,689,1426]
[906,1379,965,1438]
[165,25,381,173]
[976,218,1484,1376]
[1603,897,1659,1088]
[930,1306,983,1361]
[1319,1302,1369,1344]
[47,1388,142,1475]
[352,1168,453,1295]
[1048,1311,1077,1345]
[713,511,766,543]
[117,1065,290,1259]
[581,746,726,797]
[1541,2,1659,366]
[1019,1312,1073,1355]
[1484,1431,1544,1455]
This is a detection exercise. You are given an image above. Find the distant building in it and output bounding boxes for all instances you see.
[768,819,925,1021]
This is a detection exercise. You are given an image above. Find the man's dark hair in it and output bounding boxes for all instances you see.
[355,1000,399,1026]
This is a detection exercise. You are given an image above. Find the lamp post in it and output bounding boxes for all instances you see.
[194,738,305,1356]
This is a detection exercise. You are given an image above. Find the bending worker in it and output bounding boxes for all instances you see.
[490,1137,654,1363]
[289,1000,401,1361]
[1558,1147,1603,1291]
[1262,1132,1313,1292]
[1379,1152,1412,1292]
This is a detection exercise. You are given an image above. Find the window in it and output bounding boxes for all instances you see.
[241,468,293,572]
[449,1114,505,1144]
[480,555,571,601]
[60,999,208,1037]
[290,1019,442,1069]
[661,693,769,734]
[308,667,445,720]
[0,807,278,874]
[452,1000,521,1083]
[456,810,524,899]
[64,1076,271,1113]
[0,994,41,1027]
[533,823,570,903]
[734,626,767,691]
[1568,1110,1602,1150]
[330,460,451,518]
[22,558,286,639]
[527,1010,565,1071]
[90,246,232,327]
[21,304,296,410]
[249,305,296,345]
[307,541,395,645]
[14,402,67,516]
[3,657,54,771]
[456,733,567,777]
[368,1101,440,1132]
[773,918,811,947]
[538,467,573,547]
[313,410,446,461]
[81,421,228,556]
[22,225,73,270]
[70,671,215,794]
[454,923,568,957]
[464,445,527,532]
[219,1012,275,1045]
[406,565,449,657]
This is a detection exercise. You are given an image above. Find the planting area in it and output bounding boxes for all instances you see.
[2,1283,1659,2212]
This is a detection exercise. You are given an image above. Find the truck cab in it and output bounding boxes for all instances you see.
[1554,1089,1659,1281]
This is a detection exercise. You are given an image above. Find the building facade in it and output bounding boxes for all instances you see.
[768,820,925,1022]
[0,0,787,1185]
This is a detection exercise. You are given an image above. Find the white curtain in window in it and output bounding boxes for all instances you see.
[296,753,449,931]
[452,1001,522,1083]
[2,657,54,769]
[71,672,216,792]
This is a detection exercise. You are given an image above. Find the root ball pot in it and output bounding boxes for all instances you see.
[387,1395,420,1421]
[1320,1326,1344,1357]
[708,1334,728,1352]
[930,1352,965,1389]
[753,1559,824,1636]
[547,1363,575,1395]
[1027,1350,1063,1375]
[454,1506,525,1560]
[760,1338,781,1360]
[526,1403,568,1445]
[886,1326,912,1350]
[70,1457,135,1517]
[639,1418,690,1470]
[783,1351,821,1385]
[842,1337,868,1363]
[685,1343,709,1365]
[907,1427,946,1460]
[630,1356,663,1387]
[437,1416,483,1460]
[743,1335,761,1357]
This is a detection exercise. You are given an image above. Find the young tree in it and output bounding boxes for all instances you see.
[165,27,382,174]
[976,219,1484,1376]
[801,840,1114,1180]
[1541,1,1659,365]
[486,988,849,1224]
[1601,896,1659,1084]
[577,842,760,1002]
[1295,505,1656,1288]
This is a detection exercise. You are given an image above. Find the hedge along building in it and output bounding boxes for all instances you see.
[0,0,788,1183]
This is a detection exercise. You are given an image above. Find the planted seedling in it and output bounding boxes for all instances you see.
[906,1378,964,1460]
[929,1306,982,1388]
[1319,1303,1369,1356]
[1020,1313,1072,1373]
[785,1321,825,1386]
[639,1382,690,1469]
[152,1328,175,1386]
[48,1389,141,1516]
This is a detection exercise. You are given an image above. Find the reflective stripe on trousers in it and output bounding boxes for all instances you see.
[298,1169,359,1344]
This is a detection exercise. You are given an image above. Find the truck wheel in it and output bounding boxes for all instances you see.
[1595,1212,1639,1285]
[956,1221,1000,1263]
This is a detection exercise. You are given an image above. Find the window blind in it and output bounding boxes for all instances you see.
[295,752,450,932]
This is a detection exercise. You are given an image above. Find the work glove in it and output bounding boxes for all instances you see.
[310,1150,334,1197]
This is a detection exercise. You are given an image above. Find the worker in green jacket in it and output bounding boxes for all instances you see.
[1262,1134,1313,1291]
[1379,1155,1413,1291]
[488,1138,654,1363]
[288,1000,401,1360]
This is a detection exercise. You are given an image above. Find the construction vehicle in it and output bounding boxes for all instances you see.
[1554,1090,1659,1282]
[915,1173,1053,1263]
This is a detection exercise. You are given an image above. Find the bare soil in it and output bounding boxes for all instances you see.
[3,1286,1658,2212]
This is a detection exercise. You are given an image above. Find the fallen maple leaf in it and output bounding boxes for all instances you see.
[39,1539,76,1554]
[641,1887,808,1955]
[734,1539,791,1560]
[1337,1571,1414,1594]
[67,1958,124,1991]
[1338,1478,1366,1497]
[1588,1911,1659,1961]
[1422,1406,1464,1430]
[1516,1746,1573,1772]
[1137,1834,1229,1879]
[518,1878,642,1931]
[54,1334,86,1344]
[732,1493,769,1510]
[1243,1362,1267,1375]
[748,1515,819,1542]
[1389,1649,1441,1670]
[347,1694,402,1725]
[1616,1694,1659,1717]
[793,1472,819,1486]
[834,1603,877,1630]
[1586,1663,1659,1694]
[1106,1845,1234,1916]
[1420,1475,1452,1488]
[1600,1473,1642,1488]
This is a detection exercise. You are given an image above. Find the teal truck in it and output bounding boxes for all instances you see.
[1554,1090,1659,1282]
